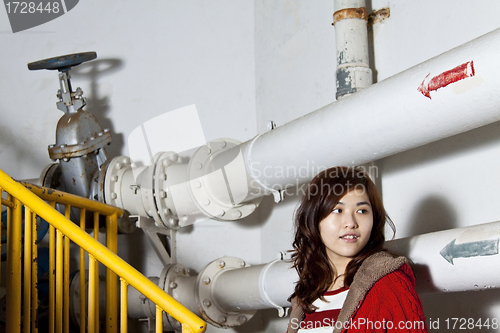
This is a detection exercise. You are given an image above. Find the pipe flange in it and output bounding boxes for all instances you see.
[97,159,111,203]
[104,156,132,208]
[159,264,192,331]
[40,163,63,190]
[196,256,256,328]
[153,152,181,229]
[48,129,111,160]
[188,139,262,221]
[91,159,136,234]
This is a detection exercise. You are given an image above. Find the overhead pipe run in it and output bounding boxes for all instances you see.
[103,27,500,228]
[234,26,500,202]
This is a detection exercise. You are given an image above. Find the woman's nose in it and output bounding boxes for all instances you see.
[343,212,358,228]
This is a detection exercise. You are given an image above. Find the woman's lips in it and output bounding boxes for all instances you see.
[340,234,359,242]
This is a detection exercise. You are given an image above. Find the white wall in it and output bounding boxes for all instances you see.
[2,0,500,332]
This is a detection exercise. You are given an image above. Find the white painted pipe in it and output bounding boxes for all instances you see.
[113,27,500,224]
[211,259,296,314]
[108,28,500,225]
[125,221,500,323]
[333,0,372,98]
[203,221,500,318]
[389,221,500,294]
[233,27,500,201]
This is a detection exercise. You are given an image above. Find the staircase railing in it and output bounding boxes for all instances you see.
[0,168,206,333]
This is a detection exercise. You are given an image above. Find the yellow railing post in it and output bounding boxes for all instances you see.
[56,228,64,333]
[88,253,97,333]
[94,212,100,333]
[156,306,163,333]
[80,209,87,333]
[106,214,118,333]
[31,211,39,333]
[120,278,128,333]
[6,196,22,333]
[6,197,21,331]
[64,206,71,333]
[24,207,33,333]
[49,202,56,333]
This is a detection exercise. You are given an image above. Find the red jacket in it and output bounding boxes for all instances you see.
[288,252,428,333]
[342,263,427,332]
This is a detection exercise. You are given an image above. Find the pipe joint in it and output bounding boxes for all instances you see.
[333,7,367,24]
[336,66,373,99]
[186,139,262,224]
[195,257,256,328]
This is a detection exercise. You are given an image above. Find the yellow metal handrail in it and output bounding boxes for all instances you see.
[0,168,206,333]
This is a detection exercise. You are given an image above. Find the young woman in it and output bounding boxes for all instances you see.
[287,166,427,333]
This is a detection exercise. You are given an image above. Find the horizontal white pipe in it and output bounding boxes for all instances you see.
[232,27,500,200]
[125,221,500,321]
[211,259,296,313]
[115,28,500,224]
[204,221,500,315]
[389,221,500,294]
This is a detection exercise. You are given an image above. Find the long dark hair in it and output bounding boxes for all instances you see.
[289,166,394,313]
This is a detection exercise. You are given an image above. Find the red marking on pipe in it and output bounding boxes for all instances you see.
[418,61,475,99]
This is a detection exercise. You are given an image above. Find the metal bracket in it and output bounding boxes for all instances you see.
[137,217,177,265]
[267,120,277,131]
[271,190,285,203]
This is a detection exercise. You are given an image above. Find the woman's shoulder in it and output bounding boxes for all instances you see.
[365,265,425,319]
[359,260,427,330]
[373,262,416,291]
[353,251,410,288]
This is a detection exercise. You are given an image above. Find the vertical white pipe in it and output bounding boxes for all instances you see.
[334,0,372,98]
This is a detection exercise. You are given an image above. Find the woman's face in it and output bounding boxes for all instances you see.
[319,189,374,272]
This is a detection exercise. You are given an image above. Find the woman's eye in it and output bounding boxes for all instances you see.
[357,209,368,214]
[332,208,342,214]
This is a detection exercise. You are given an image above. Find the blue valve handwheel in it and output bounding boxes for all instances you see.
[28,51,97,71]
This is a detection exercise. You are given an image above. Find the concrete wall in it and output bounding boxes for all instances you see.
[1,0,500,332]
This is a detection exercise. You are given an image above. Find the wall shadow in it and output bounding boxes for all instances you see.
[407,195,457,236]
[117,228,147,273]
[365,0,378,84]
[381,120,500,175]
[71,58,125,159]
